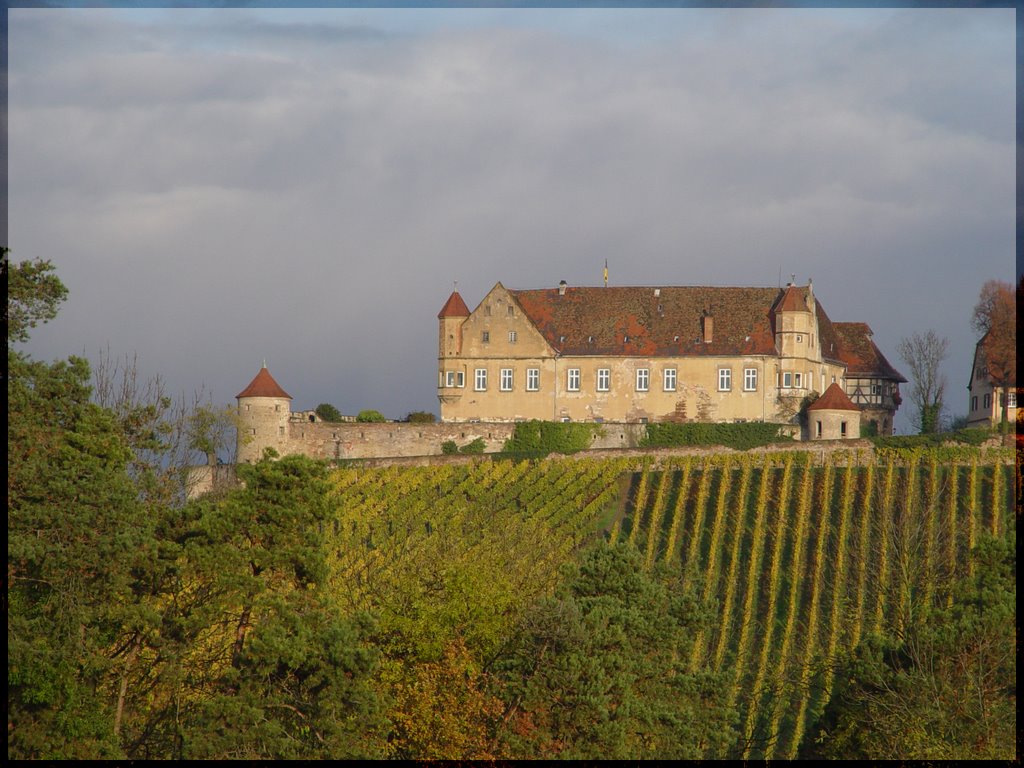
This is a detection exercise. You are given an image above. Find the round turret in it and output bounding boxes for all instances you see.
[236,364,293,462]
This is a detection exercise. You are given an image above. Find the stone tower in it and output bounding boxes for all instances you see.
[236,364,292,463]
[773,280,827,392]
[437,290,470,409]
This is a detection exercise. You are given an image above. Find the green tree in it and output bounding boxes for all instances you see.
[7,257,150,759]
[897,330,949,434]
[494,543,736,759]
[356,409,387,423]
[807,535,1016,760]
[405,410,436,423]
[4,249,68,343]
[173,456,386,759]
[315,402,343,422]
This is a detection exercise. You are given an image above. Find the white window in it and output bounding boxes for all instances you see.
[796,334,802,343]
[507,305,515,317]
[972,395,978,412]
[457,371,465,388]
[663,368,676,392]
[636,369,650,392]
[1009,391,1017,408]
[445,371,455,387]
[718,368,731,391]
[527,368,540,391]
[500,368,513,391]
[841,421,848,437]
[794,372,802,388]
[597,368,610,392]
[816,420,822,438]
[783,372,792,388]
[475,368,487,391]
[567,368,580,391]
[983,393,991,409]
[744,368,757,391]
[871,384,880,395]
[481,331,489,343]
[509,331,517,343]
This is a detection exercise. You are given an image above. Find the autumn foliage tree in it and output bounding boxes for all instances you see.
[970,279,1017,425]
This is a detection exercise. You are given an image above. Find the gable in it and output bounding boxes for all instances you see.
[459,282,555,359]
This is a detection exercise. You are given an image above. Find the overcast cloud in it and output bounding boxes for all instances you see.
[8,8,1016,437]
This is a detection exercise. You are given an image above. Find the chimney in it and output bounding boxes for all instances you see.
[702,310,714,344]
[558,280,567,296]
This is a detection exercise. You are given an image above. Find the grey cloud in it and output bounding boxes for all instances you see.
[9,9,1014,434]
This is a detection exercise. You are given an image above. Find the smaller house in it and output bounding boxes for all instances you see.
[966,331,1017,428]
[806,382,860,440]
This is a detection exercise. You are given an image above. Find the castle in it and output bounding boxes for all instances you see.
[232,278,904,464]
[437,279,904,434]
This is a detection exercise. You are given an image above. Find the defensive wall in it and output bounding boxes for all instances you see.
[242,418,650,463]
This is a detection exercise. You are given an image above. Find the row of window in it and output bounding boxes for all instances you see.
[481,331,517,344]
[441,366,764,393]
[972,391,1017,412]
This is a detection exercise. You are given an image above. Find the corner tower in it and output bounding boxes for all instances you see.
[437,290,470,416]
[236,364,292,463]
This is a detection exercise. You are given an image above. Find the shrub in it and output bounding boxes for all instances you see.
[356,409,387,423]
[458,437,486,454]
[315,403,343,422]
[405,411,436,423]
[869,426,993,450]
[503,420,601,455]
[441,440,458,455]
[641,422,785,451]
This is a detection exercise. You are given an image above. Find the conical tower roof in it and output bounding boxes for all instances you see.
[806,382,858,412]
[438,291,470,318]
[236,365,292,399]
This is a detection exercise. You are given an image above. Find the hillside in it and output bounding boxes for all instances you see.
[322,446,1016,758]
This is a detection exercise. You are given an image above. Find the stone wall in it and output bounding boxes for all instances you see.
[239,420,652,462]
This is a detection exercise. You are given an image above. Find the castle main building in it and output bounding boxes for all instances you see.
[438,280,905,435]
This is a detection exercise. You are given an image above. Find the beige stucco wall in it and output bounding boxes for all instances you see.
[440,352,846,426]
[438,282,847,425]
[808,408,861,441]
[967,366,1017,428]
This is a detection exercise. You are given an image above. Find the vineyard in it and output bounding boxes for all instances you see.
[323,457,630,658]
[321,448,1016,758]
[614,451,1016,758]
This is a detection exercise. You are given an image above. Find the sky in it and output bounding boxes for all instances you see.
[8,7,1017,437]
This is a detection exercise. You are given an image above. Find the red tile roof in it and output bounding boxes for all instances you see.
[236,366,292,400]
[508,284,846,361]
[777,283,810,312]
[438,291,470,319]
[832,323,907,382]
[807,382,859,412]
